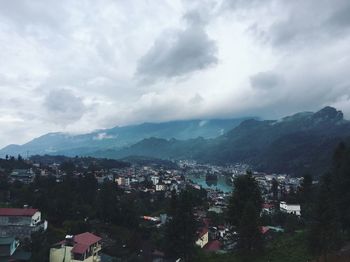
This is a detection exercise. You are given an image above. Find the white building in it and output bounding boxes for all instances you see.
[155,183,166,191]
[115,177,130,187]
[0,208,48,239]
[196,228,209,248]
[151,176,160,185]
[279,201,301,216]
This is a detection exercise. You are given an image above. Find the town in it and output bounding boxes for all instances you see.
[0,154,311,261]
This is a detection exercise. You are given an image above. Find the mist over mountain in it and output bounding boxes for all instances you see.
[91,107,350,176]
[0,117,250,157]
[2,106,349,176]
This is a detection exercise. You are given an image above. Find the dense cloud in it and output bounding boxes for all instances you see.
[43,89,87,125]
[250,72,282,90]
[0,0,349,147]
[137,11,218,81]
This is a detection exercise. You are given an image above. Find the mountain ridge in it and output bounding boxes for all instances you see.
[89,106,350,176]
[0,117,252,157]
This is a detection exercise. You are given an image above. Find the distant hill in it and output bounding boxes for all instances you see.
[0,117,251,158]
[91,107,350,176]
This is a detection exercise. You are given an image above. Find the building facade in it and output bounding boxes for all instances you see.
[0,208,48,239]
[50,232,102,262]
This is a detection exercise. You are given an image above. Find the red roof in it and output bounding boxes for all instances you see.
[262,203,274,209]
[74,232,101,246]
[204,240,221,251]
[0,208,38,217]
[260,226,270,234]
[197,227,208,238]
[71,243,89,254]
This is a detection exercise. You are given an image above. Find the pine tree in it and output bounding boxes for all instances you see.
[164,189,197,261]
[238,201,263,254]
[227,174,262,227]
[227,174,263,255]
[308,174,342,261]
[271,178,279,201]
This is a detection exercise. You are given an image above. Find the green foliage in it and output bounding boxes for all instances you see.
[164,190,198,261]
[307,174,342,259]
[238,201,263,254]
[227,174,262,227]
[227,174,263,255]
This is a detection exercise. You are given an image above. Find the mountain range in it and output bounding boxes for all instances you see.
[1,106,350,176]
[88,106,350,176]
[0,117,250,157]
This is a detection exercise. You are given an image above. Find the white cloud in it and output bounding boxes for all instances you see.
[0,0,349,147]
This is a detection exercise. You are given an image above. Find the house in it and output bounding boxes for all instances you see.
[195,228,209,248]
[0,237,31,261]
[150,176,160,185]
[262,203,274,215]
[9,169,35,184]
[0,208,48,239]
[155,183,166,191]
[49,232,102,262]
[279,201,301,216]
[115,176,130,187]
[204,240,221,252]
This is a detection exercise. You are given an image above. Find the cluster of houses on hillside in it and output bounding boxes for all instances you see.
[0,207,47,261]
[0,206,104,262]
[0,157,305,260]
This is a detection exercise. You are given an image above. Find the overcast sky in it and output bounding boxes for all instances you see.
[0,0,350,147]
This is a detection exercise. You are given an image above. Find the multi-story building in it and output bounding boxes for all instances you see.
[49,232,102,262]
[0,208,48,239]
[279,201,301,216]
[9,169,35,184]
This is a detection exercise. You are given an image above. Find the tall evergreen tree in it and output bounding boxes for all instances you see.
[238,201,263,254]
[227,174,263,254]
[271,178,279,201]
[331,143,350,233]
[227,174,263,227]
[308,174,342,261]
[164,189,197,261]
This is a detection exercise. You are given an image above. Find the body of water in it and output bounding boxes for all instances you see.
[187,174,233,193]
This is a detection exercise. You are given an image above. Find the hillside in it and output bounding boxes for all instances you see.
[92,107,350,176]
[0,118,250,157]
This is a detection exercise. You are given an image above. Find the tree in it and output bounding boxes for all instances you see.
[299,174,313,219]
[331,143,350,233]
[95,181,119,222]
[271,178,279,201]
[164,190,198,261]
[227,174,263,227]
[237,201,263,254]
[227,174,263,255]
[308,174,342,261]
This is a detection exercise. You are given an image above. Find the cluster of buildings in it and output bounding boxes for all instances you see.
[0,207,48,261]
[0,157,305,260]
[0,206,104,262]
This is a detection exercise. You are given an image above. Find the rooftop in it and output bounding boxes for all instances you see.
[74,232,101,247]
[0,208,38,217]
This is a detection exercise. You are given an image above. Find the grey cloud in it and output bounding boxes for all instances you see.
[250,71,283,90]
[327,2,350,29]
[189,93,204,104]
[225,0,350,47]
[136,11,218,82]
[43,89,87,125]
[223,0,263,10]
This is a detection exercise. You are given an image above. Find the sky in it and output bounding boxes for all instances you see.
[0,0,350,147]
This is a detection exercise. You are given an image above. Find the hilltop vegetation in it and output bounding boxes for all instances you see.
[94,107,350,176]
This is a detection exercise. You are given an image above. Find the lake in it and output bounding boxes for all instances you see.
[187,174,233,193]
